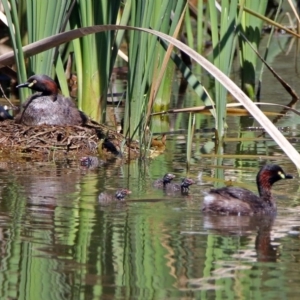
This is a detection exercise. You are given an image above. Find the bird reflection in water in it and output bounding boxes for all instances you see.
[203,214,278,262]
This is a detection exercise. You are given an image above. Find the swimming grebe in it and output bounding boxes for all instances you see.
[80,156,104,168]
[164,178,195,194]
[98,189,131,204]
[153,173,176,188]
[202,164,293,215]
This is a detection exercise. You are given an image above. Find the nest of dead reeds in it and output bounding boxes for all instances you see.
[0,119,139,161]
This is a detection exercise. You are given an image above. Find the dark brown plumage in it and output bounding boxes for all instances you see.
[202,164,293,215]
[15,74,87,126]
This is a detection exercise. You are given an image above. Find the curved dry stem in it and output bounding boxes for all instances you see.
[1,24,300,168]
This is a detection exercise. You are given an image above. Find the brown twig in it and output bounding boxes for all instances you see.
[0,83,18,108]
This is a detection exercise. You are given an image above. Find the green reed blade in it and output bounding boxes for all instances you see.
[2,0,28,102]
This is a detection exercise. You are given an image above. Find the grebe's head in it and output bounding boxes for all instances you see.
[162,173,175,185]
[115,189,131,200]
[17,74,58,95]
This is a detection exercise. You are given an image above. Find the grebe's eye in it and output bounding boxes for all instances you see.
[28,79,37,87]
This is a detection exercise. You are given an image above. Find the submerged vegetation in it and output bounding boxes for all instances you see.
[1,0,300,166]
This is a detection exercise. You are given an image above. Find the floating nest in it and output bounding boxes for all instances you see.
[0,120,143,161]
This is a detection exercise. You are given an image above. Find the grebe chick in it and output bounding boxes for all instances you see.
[202,164,293,215]
[15,74,87,126]
[164,178,195,194]
[80,156,104,168]
[98,189,131,204]
[153,173,175,188]
[0,105,13,121]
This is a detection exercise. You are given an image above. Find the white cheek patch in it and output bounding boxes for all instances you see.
[28,80,37,87]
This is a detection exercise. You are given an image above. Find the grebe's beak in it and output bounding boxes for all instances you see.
[16,82,30,88]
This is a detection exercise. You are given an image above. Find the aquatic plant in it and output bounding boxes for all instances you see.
[238,0,268,98]
[2,1,300,168]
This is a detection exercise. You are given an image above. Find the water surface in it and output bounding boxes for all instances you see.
[0,143,300,299]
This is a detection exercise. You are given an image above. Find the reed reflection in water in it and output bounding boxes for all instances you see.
[0,159,299,299]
